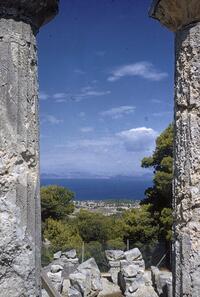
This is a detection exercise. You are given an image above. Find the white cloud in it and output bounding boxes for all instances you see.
[84,90,111,96]
[81,86,93,92]
[80,127,94,133]
[39,92,49,100]
[53,93,67,99]
[39,91,67,102]
[55,138,116,150]
[55,99,67,103]
[108,62,168,82]
[53,93,68,103]
[117,127,157,152]
[41,127,157,177]
[70,87,111,102]
[41,114,63,125]
[39,86,110,103]
[100,105,135,119]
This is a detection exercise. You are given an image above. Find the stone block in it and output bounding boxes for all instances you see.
[68,287,82,297]
[105,250,124,261]
[51,264,63,273]
[54,251,62,260]
[124,248,142,262]
[63,249,77,259]
[121,265,138,278]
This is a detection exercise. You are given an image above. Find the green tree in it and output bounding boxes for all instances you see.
[75,210,110,243]
[141,124,173,242]
[106,238,126,251]
[141,124,173,210]
[122,204,159,267]
[41,185,74,221]
[44,218,82,252]
[122,204,159,245]
[104,215,125,241]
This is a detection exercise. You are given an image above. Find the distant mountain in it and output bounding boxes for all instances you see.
[41,172,153,180]
[110,173,153,181]
[41,172,109,179]
[41,173,62,179]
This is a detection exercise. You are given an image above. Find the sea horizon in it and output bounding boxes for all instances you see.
[41,177,152,201]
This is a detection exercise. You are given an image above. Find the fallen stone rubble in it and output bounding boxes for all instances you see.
[42,248,172,297]
[42,249,79,295]
[69,258,103,297]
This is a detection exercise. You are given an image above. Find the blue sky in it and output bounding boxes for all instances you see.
[38,0,174,178]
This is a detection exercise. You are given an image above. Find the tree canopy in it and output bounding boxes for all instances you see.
[141,124,173,242]
[44,218,82,252]
[141,124,173,211]
[122,204,158,245]
[41,185,75,221]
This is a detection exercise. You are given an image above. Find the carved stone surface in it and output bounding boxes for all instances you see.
[0,0,59,31]
[0,1,59,296]
[0,19,40,297]
[150,0,200,31]
[150,1,200,296]
[151,266,172,297]
[173,22,200,297]
[69,258,103,297]
[105,250,123,284]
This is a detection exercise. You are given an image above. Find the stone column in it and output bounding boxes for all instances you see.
[150,1,200,297]
[0,1,59,296]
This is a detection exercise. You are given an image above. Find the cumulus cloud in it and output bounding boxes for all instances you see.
[41,127,158,177]
[41,114,63,125]
[117,127,157,152]
[100,105,135,119]
[108,61,168,82]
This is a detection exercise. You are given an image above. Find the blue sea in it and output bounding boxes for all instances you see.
[41,178,152,201]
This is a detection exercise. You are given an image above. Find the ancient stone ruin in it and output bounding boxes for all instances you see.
[42,251,103,297]
[106,249,159,297]
[1,0,200,296]
[105,250,124,284]
[0,1,59,296]
[150,0,200,296]
[42,249,172,297]
[43,249,79,295]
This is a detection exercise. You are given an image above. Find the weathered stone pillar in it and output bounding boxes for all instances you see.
[0,1,59,296]
[150,1,200,296]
